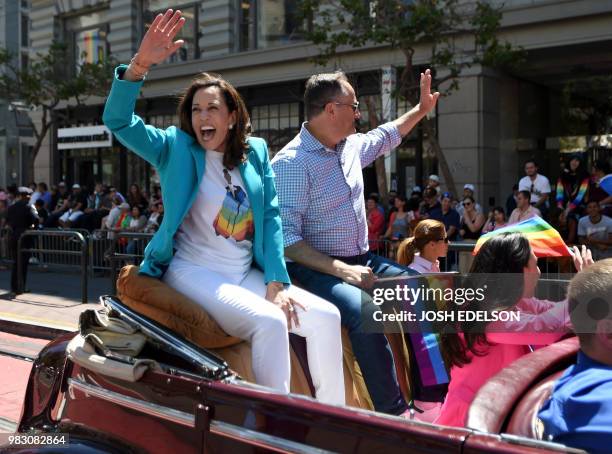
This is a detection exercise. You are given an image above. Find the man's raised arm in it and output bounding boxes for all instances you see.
[393,69,440,137]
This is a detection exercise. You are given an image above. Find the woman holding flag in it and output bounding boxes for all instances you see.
[435,228,593,427]
[556,154,590,244]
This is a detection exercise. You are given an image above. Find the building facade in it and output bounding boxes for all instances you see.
[27,0,612,206]
[0,0,33,188]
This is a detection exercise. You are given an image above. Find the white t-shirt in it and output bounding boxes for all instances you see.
[174,150,254,279]
[578,215,612,241]
[519,174,551,205]
[578,215,612,260]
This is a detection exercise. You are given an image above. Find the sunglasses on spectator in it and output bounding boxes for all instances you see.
[463,202,472,206]
[334,101,360,112]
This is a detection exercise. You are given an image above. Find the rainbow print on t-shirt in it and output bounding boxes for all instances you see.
[213,185,254,242]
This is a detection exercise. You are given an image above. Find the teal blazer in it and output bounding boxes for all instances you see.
[102,65,290,284]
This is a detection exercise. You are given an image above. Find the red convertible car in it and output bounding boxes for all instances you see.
[4,271,584,453]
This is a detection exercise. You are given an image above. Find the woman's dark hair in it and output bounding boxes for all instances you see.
[493,206,505,219]
[593,159,610,175]
[440,232,532,367]
[462,195,475,205]
[394,194,407,211]
[178,72,251,169]
[407,197,420,212]
[128,183,147,207]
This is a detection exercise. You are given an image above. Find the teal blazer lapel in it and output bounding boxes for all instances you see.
[239,159,263,225]
[190,143,205,183]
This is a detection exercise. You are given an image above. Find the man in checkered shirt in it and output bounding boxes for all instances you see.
[272,70,440,417]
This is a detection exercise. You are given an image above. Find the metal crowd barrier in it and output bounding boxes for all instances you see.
[106,231,154,293]
[89,229,117,273]
[0,227,578,302]
[17,229,88,303]
[371,238,566,279]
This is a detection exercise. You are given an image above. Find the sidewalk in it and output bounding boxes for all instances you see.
[0,267,112,338]
[0,268,113,429]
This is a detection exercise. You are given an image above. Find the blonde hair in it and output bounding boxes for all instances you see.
[397,219,446,266]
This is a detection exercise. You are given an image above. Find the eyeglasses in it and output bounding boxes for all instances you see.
[334,101,360,112]
[463,202,472,206]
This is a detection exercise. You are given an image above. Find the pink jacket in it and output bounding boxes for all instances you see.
[434,297,571,427]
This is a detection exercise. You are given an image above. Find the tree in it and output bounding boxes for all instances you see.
[0,41,115,182]
[299,0,525,197]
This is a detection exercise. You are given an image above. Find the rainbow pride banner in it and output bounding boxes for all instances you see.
[473,216,570,258]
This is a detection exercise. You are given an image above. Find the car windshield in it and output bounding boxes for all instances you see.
[100,295,230,380]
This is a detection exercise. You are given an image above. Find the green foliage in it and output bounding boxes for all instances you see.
[0,41,115,179]
[297,0,526,198]
[299,0,525,90]
[0,41,115,111]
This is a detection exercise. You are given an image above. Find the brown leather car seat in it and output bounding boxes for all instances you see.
[116,265,373,410]
[506,370,564,439]
[467,337,578,433]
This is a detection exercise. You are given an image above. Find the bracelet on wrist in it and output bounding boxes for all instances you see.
[128,54,150,79]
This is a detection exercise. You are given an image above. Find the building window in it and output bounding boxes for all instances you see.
[143,1,198,62]
[250,102,301,154]
[238,0,306,51]
[64,10,109,71]
[74,27,108,65]
[21,13,29,48]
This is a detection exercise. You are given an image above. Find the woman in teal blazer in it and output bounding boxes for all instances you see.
[102,9,344,405]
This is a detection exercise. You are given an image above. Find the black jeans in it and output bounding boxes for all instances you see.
[9,236,30,293]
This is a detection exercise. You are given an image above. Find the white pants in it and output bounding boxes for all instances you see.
[163,256,345,405]
[60,209,83,223]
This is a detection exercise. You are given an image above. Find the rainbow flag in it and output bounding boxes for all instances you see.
[473,216,570,258]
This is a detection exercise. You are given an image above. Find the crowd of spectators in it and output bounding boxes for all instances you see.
[0,181,164,240]
[366,155,612,261]
[1,155,609,262]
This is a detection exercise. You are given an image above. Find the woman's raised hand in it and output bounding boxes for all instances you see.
[569,245,594,272]
[136,9,186,68]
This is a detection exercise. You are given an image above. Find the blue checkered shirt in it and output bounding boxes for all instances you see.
[271,122,402,257]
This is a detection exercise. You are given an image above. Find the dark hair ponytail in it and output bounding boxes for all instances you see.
[440,232,532,367]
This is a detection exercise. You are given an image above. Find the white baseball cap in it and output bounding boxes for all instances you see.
[464,184,475,191]
[428,174,440,182]
[17,186,33,195]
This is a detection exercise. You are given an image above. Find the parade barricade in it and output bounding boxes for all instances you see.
[17,229,89,303]
[105,231,154,293]
[89,229,116,274]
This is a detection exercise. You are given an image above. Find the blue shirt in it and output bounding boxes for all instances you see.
[430,207,460,240]
[271,122,401,257]
[539,350,612,453]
